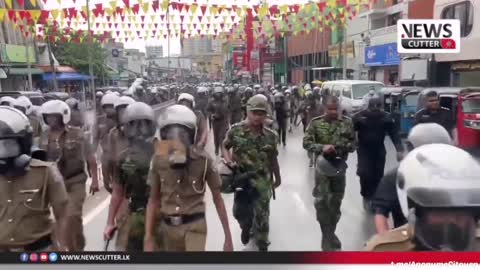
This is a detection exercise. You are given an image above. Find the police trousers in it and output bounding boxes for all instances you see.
[159,218,207,251]
[233,189,271,248]
[356,147,386,199]
[313,174,346,233]
[65,181,87,251]
[212,120,228,154]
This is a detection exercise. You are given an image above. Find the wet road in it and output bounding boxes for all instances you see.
[81,124,399,251]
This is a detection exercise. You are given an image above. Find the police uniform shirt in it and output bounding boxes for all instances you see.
[0,160,68,246]
[414,108,454,133]
[148,146,221,216]
[370,167,407,229]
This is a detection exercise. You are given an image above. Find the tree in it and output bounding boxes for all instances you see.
[48,29,110,80]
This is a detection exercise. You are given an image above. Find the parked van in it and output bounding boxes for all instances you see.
[321,80,385,114]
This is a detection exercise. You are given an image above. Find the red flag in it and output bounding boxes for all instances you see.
[193,23,196,28]
[81,11,87,20]
[48,35,54,42]
[220,23,224,28]
[114,23,118,28]
[137,31,140,36]
[184,4,190,12]
[17,0,24,7]
[198,16,202,21]
[317,2,326,12]
[231,16,235,22]
[68,8,77,19]
[152,0,159,12]
[120,15,125,21]
[180,15,184,22]
[106,15,111,21]
[108,23,112,28]
[116,7,123,15]
[141,23,145,28]
[154,23,158,28]
[141,15,145,22]
[160,15,165,20]
[122,0,130,8]
[61,36,67,43]
[96,22,100,28]
[177,3,184,12]
[291,5,300,13]
[132,4,140,14]
[269,6,278,16]
[171,2,177,10]
[39,10,49,23]
[127,23,131,28]
[206,23,210,28]
[200,6,207,15]
[8,10,17,21]
[163,34,167,39]
[18,11,27,20]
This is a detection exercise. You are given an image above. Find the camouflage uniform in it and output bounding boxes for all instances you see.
[115,138,154,251]
[224,121,278,250]
[302,115,355,251]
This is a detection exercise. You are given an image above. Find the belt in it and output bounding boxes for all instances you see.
[163,213,205,226]
[5,234,52,252]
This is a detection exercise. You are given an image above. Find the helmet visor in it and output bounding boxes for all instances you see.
[0,139,20,158]
[416,208,477,251]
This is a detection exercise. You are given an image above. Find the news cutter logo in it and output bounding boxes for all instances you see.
[397,19,460,54]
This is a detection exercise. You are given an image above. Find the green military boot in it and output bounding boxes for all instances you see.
[320,224,341,251]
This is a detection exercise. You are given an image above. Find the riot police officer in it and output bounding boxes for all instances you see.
[104,102,157,251]
[13,96,42,144]
[207,87,229,156]
[0,106,69,251]
[371,123,452,234]
[65,98,85,128]
[39,100,99,251]
[0,96,16,107]
[178,93,208,149]
[274,92,288,147]
[303,96,356,251]
[366,143,480,251]
[144,105,233,252]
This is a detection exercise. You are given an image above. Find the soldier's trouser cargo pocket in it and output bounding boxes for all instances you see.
[66,181,86,251]
[160,217,207,251]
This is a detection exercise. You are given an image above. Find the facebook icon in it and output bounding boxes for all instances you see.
[19,253,29,262]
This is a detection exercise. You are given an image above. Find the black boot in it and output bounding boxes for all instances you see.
[241,228,250,245]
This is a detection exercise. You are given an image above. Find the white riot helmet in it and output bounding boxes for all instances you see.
[65,98,80,110]
[13,96,33,116]
[96,91,104,98]
[122,102,156,140]
[114,96,136,110]
[178,93,196,108]
[0,96,16,107]
[101,93,119,108]
[0,106,33,173]
[253,84,261,90]
[406,123,452,151]
[41,100,71,125]
[397,144,480,251]
[157,104,197,143]
[197,86,208,94]
[213,86,224,94]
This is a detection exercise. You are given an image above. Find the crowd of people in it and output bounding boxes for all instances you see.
[0,80,478,254]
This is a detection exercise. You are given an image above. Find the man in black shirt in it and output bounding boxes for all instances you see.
[353,96,404,211]
[371,123,453,233]
[414,90,454,135]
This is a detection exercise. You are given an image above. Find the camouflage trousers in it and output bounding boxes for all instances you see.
[233,186,271,249]
[116,207,164,251]
[313,173,346,250]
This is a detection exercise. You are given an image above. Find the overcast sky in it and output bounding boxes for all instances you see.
[45,0,312,55]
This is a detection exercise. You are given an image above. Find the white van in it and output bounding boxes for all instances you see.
[321,80,385,114]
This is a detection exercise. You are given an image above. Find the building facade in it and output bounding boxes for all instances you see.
[146,46,164,59]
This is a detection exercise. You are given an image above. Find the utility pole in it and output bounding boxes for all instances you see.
[342,24,347,80]
[86,0,96,111]
[47,37,58,92]
[23,2,33,91]
[167,0,170,82]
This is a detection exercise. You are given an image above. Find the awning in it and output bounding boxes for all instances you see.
[42,72,92,81]
[7,67,44,75]
[0,69,6,79]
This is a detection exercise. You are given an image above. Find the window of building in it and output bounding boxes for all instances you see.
[387,12,402,26]
[441,1,473,37]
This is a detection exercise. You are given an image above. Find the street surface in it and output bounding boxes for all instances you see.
[81,122,399,251]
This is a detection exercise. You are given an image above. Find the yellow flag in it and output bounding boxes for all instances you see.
[142,3,149,13]
[102,22,107,28]
[51,9,59,19]
[279,5,289,15]
[190,3,198,14]
[304,3,313,14]
[0,10,5,22]
[170,15,174,21]
[5,0,12,8]
[210,6,218,16]
[106,8,114,16]
[110,1,117,10]
[161,0,169,11]
[30,10,41,22]
[236,8,242,17]
[327,0,337,8]
[30,0,37,7]
[258,5,268,19]
[151,15,155,21]
[338,7,345,14]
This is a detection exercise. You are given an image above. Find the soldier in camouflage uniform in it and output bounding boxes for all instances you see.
[222,95,282,251]
[302,96,355,251]
[103,102,157,251]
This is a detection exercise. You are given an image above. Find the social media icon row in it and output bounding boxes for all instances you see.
[20,252,58,263]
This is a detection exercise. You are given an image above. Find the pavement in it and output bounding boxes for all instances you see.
[80,121,400,251]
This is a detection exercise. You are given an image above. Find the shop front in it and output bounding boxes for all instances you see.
[451,61,480,87]
[365,42,400,85]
